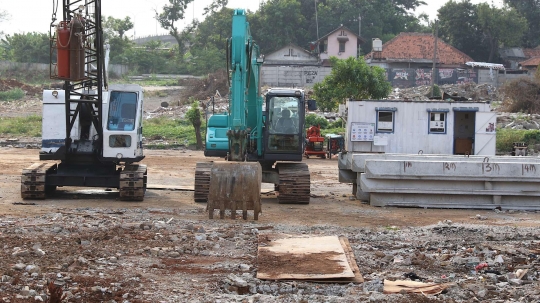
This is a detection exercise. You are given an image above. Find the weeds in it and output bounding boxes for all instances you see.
[0,88,25,101]
[143,116,205,146]
[496,128,540,153]
[0,116,42,136]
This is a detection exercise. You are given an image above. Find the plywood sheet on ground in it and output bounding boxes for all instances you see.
[257,234,363,283]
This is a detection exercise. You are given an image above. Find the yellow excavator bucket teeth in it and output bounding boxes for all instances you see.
[207,162,262,220]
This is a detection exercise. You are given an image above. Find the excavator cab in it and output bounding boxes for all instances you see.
[264,89,306,161]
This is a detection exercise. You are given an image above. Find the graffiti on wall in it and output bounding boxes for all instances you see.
[386,68,478,88]
[415,69,432,86]
[304,69,318,84]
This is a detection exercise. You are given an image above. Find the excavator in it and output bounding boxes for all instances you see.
[194,9,312,219]
[21,0,147,201]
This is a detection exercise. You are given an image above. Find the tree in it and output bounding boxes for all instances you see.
[313,56,391,112]
[156,0,194,57]
[476,3,528,62]
[437,0,490,62]
[504,0,540,47]
[104,16,134,39]
[438,1,528,62]
[185,100,203,149]
[250,0,307,54]
[1,32,49,63]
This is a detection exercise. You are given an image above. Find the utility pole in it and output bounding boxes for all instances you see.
[431,20,439,97]
[315,0,319,40]
[358,15,361,36]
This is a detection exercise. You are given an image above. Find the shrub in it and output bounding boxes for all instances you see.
[0,88,25,101]
[305,114,329,129]
[496,128,540,153]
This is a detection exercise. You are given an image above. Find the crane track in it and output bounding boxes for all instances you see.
[21,163,58,199]
[119,164,147,201]
[194,161,213,202]
[276,162,311,204]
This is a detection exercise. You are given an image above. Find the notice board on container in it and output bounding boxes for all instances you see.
[350,122,375,142]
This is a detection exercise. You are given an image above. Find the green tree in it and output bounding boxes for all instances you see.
[1,32,49,63]
[504,0,540,47]
[438,0,490,62]
[156,0,194,57]
[104,16,134,39]
[313,56,391,112]
[476,3,528,62]
[438,1,528,62]
[185,100,203,149]
[250,0,307,54]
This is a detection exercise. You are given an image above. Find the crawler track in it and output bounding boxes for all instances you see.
[276,162,310,204]
[119,164,147,201]
[21,163,57,199]
[194,161,213,202]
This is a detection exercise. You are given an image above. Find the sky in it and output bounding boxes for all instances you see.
[0,0,504,38]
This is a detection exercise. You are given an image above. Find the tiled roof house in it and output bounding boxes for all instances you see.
[365,33,473,69]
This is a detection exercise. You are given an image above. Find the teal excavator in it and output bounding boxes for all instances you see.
[194,9,313,219]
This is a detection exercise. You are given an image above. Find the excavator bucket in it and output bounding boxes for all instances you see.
[207,162,262,220]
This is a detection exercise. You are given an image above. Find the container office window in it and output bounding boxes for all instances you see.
[376,111,394,133]
[429,112,447,134]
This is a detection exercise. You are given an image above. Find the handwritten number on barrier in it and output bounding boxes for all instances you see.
[482,163,500,174]
[403,162,412,172]
[522,164,536,175]
[443,162,456,172]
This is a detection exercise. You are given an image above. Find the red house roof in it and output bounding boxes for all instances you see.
[523,48,540,59]
[365,32,473,65]
[520,57,540,67]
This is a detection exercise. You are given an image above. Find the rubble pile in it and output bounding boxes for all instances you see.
[180,69,229,101]
[497,113,540,130]
[0,209,538,302]
[0,79,42,96]
[389,83,500,102]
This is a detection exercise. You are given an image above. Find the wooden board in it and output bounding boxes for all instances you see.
[257,234,363,283]
[383,279,453,295]
[147,184,274,193]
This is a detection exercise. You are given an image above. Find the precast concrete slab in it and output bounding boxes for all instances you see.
[360,175,540,196]
[364,160,540,181]
[351,153,540,173]
[338,152,353,170]
[369,193,540,211]
[339,169,356,183]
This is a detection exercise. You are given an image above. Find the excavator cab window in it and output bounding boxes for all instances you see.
[267,96,301,152]
[107,91,138,131]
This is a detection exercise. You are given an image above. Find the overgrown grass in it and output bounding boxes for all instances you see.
[0,116,42,137]
[0,88,25,101]
[143,116,205,146]
[496,128,540,153]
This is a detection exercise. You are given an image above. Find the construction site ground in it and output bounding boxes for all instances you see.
[1,82,539,302]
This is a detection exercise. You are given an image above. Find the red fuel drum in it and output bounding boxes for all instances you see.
[56,21,70,79]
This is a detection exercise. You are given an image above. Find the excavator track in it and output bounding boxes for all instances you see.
[276,162,310,204]
[194,161,213,202]
[119,164,147,201]
[21,163,57,199]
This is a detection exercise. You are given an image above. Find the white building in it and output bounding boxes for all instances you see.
[345,100,496,155]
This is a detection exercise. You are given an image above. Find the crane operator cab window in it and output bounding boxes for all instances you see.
[107,91,138,131]
[268,96,300,152]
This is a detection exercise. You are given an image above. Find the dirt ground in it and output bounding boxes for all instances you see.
[2,147,539,227]
[1,85,540,302]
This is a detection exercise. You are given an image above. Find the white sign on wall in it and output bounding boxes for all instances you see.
[373,136,388,146]
[350,122,375,141]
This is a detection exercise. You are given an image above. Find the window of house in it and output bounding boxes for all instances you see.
[376,110,394,133]
[339,41,345,53]
[429,112,447,134]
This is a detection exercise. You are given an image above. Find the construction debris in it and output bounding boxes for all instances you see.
[388,83,500,101]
